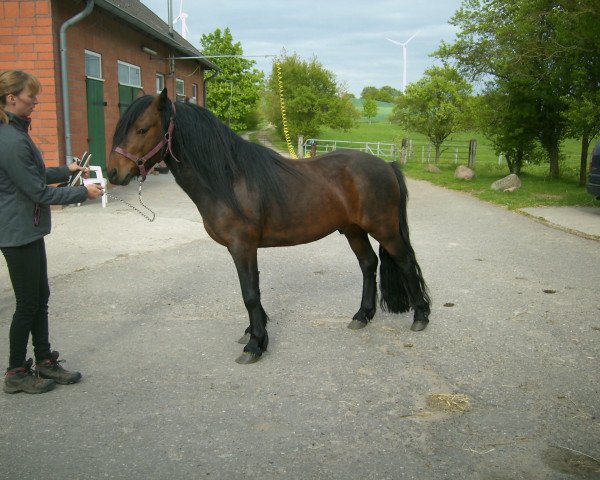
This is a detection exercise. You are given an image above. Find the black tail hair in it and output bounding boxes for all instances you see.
[379,163,431,313]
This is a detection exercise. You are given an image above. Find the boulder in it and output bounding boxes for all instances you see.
[424,164,441,173]
[491,174,522,192]
[454,165,475,180]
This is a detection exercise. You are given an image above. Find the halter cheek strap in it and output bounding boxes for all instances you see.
[114,102,180,181]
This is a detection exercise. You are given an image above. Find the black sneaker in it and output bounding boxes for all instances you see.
[36,351,82,385]
[4,359,55,394]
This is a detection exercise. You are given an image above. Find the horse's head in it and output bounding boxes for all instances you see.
[108,89,172,185]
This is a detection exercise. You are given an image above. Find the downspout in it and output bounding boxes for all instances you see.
[59,0,94,164]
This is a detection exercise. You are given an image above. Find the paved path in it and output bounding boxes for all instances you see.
[521,206,600,240]
[0,173,599,479]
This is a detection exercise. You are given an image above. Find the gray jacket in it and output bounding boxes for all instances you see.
[0,112,88,247]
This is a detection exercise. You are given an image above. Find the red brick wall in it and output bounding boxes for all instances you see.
[0,0,61,166]
[1,0,206,167]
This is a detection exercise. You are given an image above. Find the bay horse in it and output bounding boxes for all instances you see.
[108,89,430,364]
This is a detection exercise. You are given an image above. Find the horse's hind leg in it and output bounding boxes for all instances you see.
[343,226,379,330]
[379,236,431,331]
[229,245,269,364]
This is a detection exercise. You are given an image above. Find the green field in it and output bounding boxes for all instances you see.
[263,120,599,209]
[351,99,395,123]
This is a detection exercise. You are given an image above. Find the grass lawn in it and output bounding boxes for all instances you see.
[257,120,599,209]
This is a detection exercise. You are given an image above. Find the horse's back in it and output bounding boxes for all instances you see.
[295,149,401,199]
[257,149,403,245]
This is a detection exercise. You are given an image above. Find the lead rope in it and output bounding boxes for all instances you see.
[105,178,156,222]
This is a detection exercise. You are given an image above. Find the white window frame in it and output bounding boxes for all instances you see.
[84,50,102,80]
[156,73,165,93]
[175,78,185,101]
[190,83,198,104]
[117,60,141,87]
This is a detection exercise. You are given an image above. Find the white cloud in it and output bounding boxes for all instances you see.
[142,0,462,96]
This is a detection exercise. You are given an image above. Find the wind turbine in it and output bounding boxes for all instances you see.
[386,32,418,93]
[173,0,189,39]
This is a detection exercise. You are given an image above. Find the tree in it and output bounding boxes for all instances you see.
[564,91,600,185]
[436,0,581,179]
[477,85,538,175]
[200,28,264,131]
[555,1,600,185]
[264,53,358,140]
[362,98,378,124]
[360,85,401,103]
[361,86,379,101]
[390,65,473,161]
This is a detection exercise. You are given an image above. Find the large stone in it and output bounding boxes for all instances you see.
[454,165,475,180]
[424,164,441,173]
[491,174,522,192]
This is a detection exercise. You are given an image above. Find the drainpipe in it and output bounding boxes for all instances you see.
[59,0,94,164]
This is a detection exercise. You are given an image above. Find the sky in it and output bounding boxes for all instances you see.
[140,0,464,97]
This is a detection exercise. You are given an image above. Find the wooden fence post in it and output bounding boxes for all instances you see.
[401,138,409,164]
[468,139,477,169]
[297,135,304,158]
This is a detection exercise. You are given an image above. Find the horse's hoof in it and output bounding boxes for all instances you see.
[235,352,261,364]
[237,332,251,344]
[347,319,368,330]
[410,320,428,332]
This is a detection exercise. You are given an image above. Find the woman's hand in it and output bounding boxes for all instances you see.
[68,161,90,179]
[85,183,104,199]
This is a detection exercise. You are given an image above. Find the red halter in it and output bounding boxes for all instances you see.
[114,102,179,181]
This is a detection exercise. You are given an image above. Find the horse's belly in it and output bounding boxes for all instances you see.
[258,217,344,248]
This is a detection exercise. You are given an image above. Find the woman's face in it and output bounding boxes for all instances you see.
[5,86,38,118]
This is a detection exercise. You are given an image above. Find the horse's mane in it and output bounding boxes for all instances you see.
[114,95,301,218]
[172,100,302,217]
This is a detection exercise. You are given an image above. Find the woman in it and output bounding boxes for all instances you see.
[0,70,104,394]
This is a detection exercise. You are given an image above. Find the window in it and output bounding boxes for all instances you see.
[156,73,165,93]
[85,50,102,79]
[190,83,198,104]
[175,78,185,101]
[118,61,141,87]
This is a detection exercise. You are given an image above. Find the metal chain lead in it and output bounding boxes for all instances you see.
[105,179,156,222]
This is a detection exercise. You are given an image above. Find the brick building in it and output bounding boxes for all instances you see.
[0,0,217,170]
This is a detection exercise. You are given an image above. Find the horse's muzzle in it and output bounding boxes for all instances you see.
[108,168,132,186]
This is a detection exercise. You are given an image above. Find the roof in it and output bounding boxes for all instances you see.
[93,0,218,70]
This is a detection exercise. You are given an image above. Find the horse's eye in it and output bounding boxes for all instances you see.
[137,127,149,135]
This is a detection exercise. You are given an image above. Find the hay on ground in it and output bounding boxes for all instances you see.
[427,393,471,412]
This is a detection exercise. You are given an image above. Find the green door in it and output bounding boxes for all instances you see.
[86,78,107,170]
[118,85,143,116]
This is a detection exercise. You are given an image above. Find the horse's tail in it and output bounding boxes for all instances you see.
[379,162,431,314]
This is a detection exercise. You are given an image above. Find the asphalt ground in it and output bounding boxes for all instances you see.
[0,172,599,479]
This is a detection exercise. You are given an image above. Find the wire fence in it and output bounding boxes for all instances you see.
[303,138,400,161]
[301,137,588,168]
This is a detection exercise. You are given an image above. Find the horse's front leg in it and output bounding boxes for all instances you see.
[229,245,269,364]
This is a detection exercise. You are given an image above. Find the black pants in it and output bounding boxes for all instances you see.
[1,238,52,369]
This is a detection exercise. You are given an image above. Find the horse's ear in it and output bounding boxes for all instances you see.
[157,88,169,111]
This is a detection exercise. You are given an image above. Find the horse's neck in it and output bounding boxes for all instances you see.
[167,160,214,215]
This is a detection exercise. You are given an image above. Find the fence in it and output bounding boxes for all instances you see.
[299,136,594,170]
[301,138,478,165]
[399,139,479,167]
[302,138,399,161]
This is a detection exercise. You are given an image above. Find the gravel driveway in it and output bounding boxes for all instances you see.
[0,174,598,479]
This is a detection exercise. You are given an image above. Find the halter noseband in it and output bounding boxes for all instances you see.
[114,102,179,181]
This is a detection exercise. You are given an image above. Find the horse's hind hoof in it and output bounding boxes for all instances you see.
[410,320,428,332]
[237,332,251,344]
[347,319,368,330]
[235,352,261,364]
